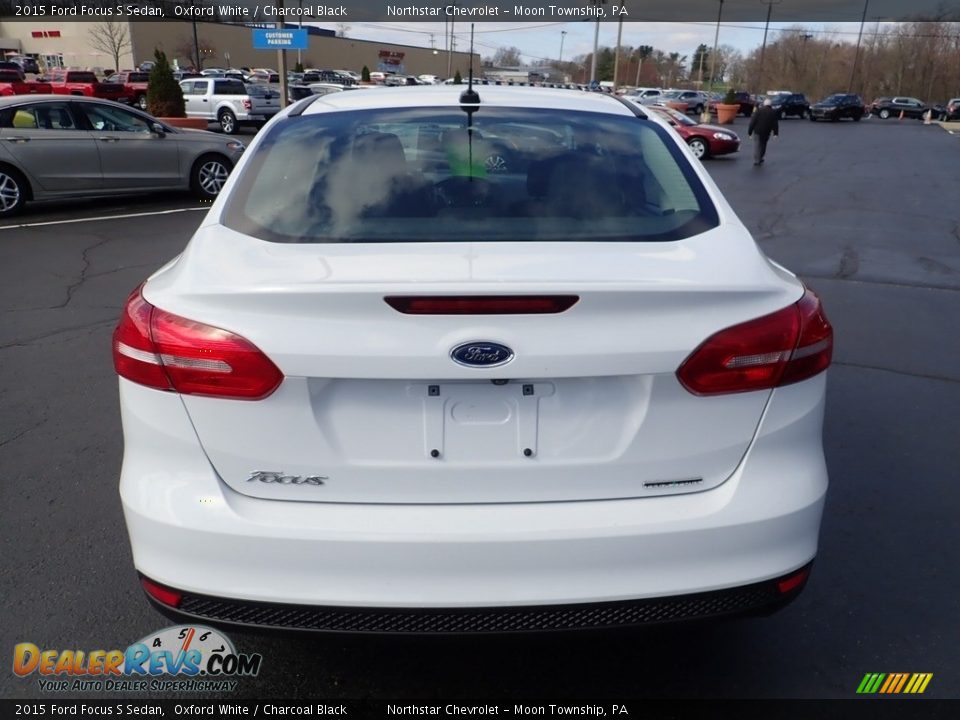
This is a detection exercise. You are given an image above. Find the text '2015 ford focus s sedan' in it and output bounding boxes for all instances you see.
[114,85,832,633]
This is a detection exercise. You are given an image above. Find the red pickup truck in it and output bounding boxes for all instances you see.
[0,69,52,96]
[103,70,151,110]
[44,69,127,103]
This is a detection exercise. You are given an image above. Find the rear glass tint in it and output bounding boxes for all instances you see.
[223,106,719,244]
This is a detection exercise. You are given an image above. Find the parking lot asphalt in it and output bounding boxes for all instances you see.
[1,117,958,701]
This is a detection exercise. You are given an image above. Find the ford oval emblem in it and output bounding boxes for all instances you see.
[450,341,515,368]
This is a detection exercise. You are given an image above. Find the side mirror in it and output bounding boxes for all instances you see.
[150,122,166,136]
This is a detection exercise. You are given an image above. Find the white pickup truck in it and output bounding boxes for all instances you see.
[179,78,280,134]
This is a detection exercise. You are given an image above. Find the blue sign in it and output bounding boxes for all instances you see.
[252,28,308,51]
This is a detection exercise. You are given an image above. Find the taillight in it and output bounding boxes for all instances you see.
[676,288,832,396]
[242,99,252,110]
[385,295,579,314]
[112,287,282,400]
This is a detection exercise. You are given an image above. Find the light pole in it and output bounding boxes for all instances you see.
[849,0,870,92]
[590,1,602,84]
[559,30,567,64]
[297,0,303,69]
[613,3,625,89]
[757,0,781,94]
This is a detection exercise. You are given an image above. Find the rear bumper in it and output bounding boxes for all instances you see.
[119,374,828,615]
[141,563,812,634]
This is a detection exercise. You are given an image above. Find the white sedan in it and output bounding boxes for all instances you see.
[114,85,832,633]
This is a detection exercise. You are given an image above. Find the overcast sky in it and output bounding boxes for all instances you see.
[310,20,887,64]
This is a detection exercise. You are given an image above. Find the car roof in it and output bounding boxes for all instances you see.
[300,85,638,116]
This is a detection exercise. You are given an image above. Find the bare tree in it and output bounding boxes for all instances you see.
[175,36,218,70]
[493,46,523,67]
[336,24,351,38]
[88,21,131,73]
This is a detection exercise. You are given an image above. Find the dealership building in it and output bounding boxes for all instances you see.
[0,20,477,77]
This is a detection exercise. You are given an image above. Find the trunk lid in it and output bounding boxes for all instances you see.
[145,224,801,504]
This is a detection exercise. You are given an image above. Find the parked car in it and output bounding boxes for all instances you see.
[7,55,40,75]
[869,96,928,119]
[624,87,663,103]
[0,95,244,216]
[0,70,51,96]
[113,85,831,633]
[138,61,155,73]
[0,61,26,80]
[44,69,128,103]
[647,104,741,159]
[180,78,279,134]
[768,92,809,119]
[103,70,151,110]
[944,98,960,121]
[656,89,708,114]
[708,91,756,118]
[809,93,865,122]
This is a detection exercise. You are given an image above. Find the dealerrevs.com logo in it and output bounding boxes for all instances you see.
[13,625,262,693]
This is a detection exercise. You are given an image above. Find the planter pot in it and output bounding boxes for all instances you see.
[665,101,688,113]
[715,103,740,124]
[158,117,208,130]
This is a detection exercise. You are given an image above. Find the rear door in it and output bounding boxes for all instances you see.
[0,101,101,191]
[181,80,210,119]
[73,102,180,189]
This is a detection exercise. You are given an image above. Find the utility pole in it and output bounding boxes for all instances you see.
[276,0,288,108]
[559,30,567,64]
[707,0,724,94]
[590,10,600,82]
[192,20,200,70]
[613,3,624,89]
[757,0,781,93]
[848,0,870,93]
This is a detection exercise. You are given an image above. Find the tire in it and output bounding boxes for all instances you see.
[218,109,237,135]
[777,110,785,120]
[687,137,708,159]
[190,154,232,201]
[694,104,704,115]
[879,108,890,119]
[809,115,817,122]
[853,113,862,122]
[137,94,148,111]
[0,165,28,218]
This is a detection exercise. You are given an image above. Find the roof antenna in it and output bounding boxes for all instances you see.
[459,23,480,107]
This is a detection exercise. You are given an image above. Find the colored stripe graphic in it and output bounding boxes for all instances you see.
[858,672,932,694]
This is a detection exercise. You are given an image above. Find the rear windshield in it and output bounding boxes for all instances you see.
[67,72,98,83]
[127,73,149,82]
[223,106,719,244]
[0,71,21,82]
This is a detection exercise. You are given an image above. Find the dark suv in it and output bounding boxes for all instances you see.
[708,91,756,117]
[809,94,865,122]
[768,92,809,119]
[870,97,928,119]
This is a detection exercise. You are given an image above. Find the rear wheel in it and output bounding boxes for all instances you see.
[190,154,231,201]
[879,108,891,119]
[687,137,708,159]
[853,113,862,122]
[218,109,237,135]
[0,166,28,217]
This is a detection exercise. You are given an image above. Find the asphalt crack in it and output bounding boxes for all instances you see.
[0,318,115,351]
[55,234,121,310]
[0,417,48,449]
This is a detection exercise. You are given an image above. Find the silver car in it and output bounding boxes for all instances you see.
[0,95,244,217]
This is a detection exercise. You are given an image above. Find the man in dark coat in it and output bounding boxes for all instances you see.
[748,98,779,165]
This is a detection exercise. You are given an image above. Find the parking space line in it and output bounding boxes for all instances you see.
[0,207,207,231]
